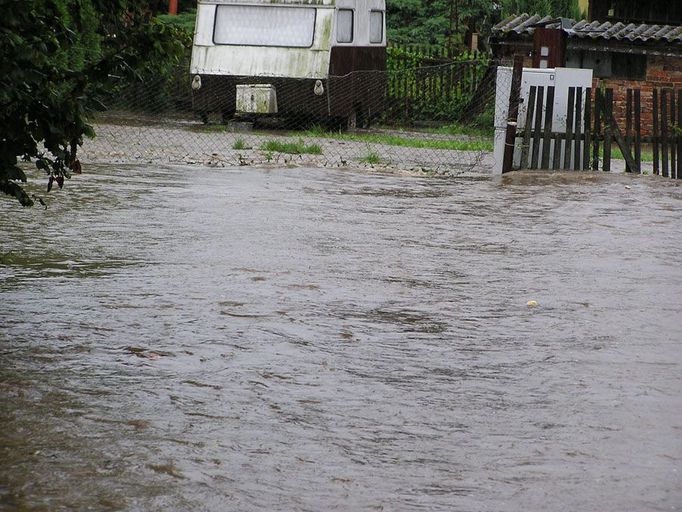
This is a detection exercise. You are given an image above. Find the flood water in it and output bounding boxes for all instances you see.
[1,165,681,511]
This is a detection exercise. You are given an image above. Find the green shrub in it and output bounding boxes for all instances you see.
[156,10,197,33]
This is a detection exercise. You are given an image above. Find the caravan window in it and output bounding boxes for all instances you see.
[337,9,354,43]
[214,5,316,47]
[369,11,383,43]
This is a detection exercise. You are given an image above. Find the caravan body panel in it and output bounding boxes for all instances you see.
[190,2,334,79]
[190,0,386,122]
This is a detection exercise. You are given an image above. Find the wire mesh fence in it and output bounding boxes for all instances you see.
[80,59,505,175]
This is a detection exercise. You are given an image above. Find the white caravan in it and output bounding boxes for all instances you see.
[190,0,387,126]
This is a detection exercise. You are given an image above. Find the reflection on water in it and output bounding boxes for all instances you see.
[1,165,681,511]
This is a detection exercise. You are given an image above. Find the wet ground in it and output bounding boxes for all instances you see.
[1,165,681,511]
[81,117,490,175]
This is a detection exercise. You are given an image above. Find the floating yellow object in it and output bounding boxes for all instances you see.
[527,300,539,308]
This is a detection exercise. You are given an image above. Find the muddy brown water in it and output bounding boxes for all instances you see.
[1,165,681,511]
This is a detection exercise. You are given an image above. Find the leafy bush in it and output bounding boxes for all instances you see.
[156,10,197,33]
[103,16,194,114]
[0,0,188,206]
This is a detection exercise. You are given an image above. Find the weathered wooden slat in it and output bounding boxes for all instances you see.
[671,90,677,178]
[583,88,592,170]
[653,88,660,175]
[603,89,613,173]
[662,89,669,178]
[607,111,640,174]
[626,89,633,172]
[429,50,436,103]
[531,86,544,169]
[564,87,575,169]
[439,60,445,102]
[573,87,583,170]
[541,86,555,169]
[502,55,524,174]
[552,131,562,170]
[523,130,595,140]
[678,90,682,179]
[520,86,537,169]
[403,52,409,119]
[635,89,641,174]
[592,88,601,171]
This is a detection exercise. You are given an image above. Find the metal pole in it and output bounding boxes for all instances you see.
[502,55,524,174]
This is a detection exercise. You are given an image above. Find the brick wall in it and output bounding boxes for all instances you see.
[592,55,682,137]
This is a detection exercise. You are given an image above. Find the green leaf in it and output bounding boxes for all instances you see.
[1,165,27,182]
[0,179,34,207]
[83,124,96,138]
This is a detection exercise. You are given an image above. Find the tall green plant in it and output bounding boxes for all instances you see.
[387,0,500,48]
[500,0,581,18]
[0,0,187,206]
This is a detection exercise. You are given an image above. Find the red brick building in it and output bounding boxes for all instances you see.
[490,9,682,135]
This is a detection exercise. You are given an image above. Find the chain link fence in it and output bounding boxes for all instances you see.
[80,59,508,175]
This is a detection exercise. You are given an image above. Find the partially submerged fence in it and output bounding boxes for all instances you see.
[512,83,594,172]
[79,58,498,175]
[507,81,682,178]
[651,88,682,178]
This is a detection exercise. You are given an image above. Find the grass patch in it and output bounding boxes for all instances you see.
[606,147,654,163]
[427,122,494,138]
[260,139,322,155]
[232,137,250,150]
[591,146,654,163]
[301,130,493,152]
[303,124,329,137]
[360,149,383,165]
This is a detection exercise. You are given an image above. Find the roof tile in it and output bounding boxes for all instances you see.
[492,13,682,44]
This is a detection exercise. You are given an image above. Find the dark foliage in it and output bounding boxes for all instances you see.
[0,0,187,206]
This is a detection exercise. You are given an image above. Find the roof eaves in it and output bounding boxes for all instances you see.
[493,13,682,45]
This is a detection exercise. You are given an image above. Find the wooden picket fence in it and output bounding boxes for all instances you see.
[651,88,682,178]
[516,85,593,171]
[513,84,682,178]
